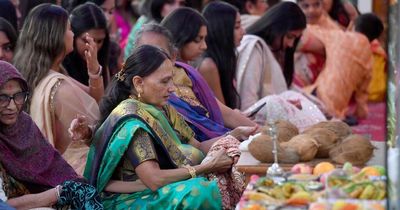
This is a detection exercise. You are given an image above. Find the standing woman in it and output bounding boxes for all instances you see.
[63,2,110,90]
[198,1,245,109]
[13,4,100,175]
[0,18,17,63]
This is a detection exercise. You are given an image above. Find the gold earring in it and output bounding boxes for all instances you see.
[138,92,141,99]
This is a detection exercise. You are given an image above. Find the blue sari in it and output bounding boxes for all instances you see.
[169,62,230,141]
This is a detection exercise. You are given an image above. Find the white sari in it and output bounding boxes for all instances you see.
[236,35,326,131]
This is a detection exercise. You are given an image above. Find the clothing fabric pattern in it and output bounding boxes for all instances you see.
[56,180,103,210]
[202,135,245,209]
[0,62,78,192]
[84,99,223,209]
[29,70,100,175]
[169,62,229,141]
[294,13,342,88]
[304,28,372,119]
[368,40,387,102]
[124,16,152,60]
[236,34,287,110]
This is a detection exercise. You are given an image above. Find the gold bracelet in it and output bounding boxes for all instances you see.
[183,165,196,179]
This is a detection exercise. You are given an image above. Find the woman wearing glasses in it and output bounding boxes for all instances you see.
[0,61,103,209]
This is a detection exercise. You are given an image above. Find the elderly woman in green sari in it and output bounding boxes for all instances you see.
[83,45,257,209]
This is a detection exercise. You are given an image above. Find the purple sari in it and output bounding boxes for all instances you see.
[168,62,229,141]
[0,61,77,193]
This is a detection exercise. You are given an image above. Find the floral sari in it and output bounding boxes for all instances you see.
[85,99,224,209]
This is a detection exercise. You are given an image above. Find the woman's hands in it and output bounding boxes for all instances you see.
[83,33,101,77]
[229,126,258,141]
[204,150,234,173]
[68,115,92,142]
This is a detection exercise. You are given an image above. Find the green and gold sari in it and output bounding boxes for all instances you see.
[84,98,222,209]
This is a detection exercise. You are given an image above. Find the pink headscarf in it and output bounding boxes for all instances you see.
[0,61,78,192]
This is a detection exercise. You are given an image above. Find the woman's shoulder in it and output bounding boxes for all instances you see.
[198,57,218,74]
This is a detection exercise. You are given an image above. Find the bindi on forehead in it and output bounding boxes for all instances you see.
[3,83,15,90]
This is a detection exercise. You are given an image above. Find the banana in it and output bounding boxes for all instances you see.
[349,186,364,199]
[351,171,367,182]
[375,189,386,200]
[359,185,375,199]
[282,183,293,199]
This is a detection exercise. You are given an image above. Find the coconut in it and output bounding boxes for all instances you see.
[248,134,299,164]
[329,134,376,165]
[304,121,352,140]
[281,134,320,162]
[262,120,299,143]
[303,128,340,158]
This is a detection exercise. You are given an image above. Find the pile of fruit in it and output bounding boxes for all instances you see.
[240,162,386,210]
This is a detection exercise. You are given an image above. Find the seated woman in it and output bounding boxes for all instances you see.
[62,2,110,93]
[198,1,244,109]
[13,4,100,175]
[0,18,16,63]
[0,61,102,209]
[84,45,257,209]
[159,7,256,141]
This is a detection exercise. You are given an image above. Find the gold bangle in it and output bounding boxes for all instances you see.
[183,165,196,178]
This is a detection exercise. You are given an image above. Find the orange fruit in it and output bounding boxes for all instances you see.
[360,166,381,176]
[313,162,335,176]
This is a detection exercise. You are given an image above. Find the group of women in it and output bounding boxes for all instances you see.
[0,0,381,209]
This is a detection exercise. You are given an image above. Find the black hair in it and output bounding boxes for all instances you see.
[202,1,239,109]
[0,0,18,31]
[62,2,110,86]
[247,2,306,86]
[226,0,281,14]
[99,45,170,124]
[0,18,17,52]
[328,0,351,27]
[161,7,207,50]
[19,0,57,28]
[62,0,107,12]
[354,13,384,42]
[149,0,175,22]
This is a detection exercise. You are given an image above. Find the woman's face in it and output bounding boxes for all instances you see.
[282,29,303,49]
[298,0,324,24]
[234,12,245,47]
[272,29,303,50]
[180,25,207,62]
[101,0,116,25]
[0,79,25,126]
[75,29,106,60]
[64,22,74,55]
[0,32,13,63]
[137,59,176,108]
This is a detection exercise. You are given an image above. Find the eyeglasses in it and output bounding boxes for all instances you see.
[0,92,29,108]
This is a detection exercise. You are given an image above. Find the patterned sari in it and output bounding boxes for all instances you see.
[84,99,223,209]
[169,62,229,141]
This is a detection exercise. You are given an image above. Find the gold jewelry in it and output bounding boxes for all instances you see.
[138,92,141,99]
[115,63,126,81]
[183,165,196,178]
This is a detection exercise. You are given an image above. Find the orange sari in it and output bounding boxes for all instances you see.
[305,29,372,119]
